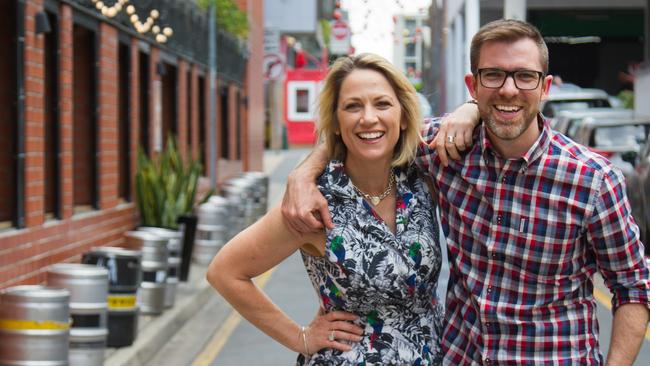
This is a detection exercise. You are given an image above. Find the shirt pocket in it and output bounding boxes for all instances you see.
[508,211,585,283]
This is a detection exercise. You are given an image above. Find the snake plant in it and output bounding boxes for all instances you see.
[135,137,211,229]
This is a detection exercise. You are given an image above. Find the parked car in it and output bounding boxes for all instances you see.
[627,132,650,252]
[553,108,634,137]
[541,88,612,125]
[571,116,650,251]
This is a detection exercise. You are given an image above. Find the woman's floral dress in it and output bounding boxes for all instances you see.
[298,161,443,366]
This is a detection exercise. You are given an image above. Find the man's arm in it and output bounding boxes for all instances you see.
[429,101,480,166]
[281,143,332,236]
[606,303,649,365]
[587,169,650,364]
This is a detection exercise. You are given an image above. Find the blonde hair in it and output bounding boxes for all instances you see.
[316,53,423,167]
[470,19,549,74]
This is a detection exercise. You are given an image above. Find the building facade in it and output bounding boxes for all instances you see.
[0,0,264,289]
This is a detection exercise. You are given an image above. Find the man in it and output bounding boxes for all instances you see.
[282,19,650,365]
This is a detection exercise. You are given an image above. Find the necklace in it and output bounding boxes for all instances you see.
[351,172,395,205]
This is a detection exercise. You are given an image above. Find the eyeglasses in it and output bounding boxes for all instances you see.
[477,68,544,90]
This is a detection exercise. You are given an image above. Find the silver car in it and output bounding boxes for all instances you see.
[541,88,612,123]
[553,108,634,138]
[571,116,650,248]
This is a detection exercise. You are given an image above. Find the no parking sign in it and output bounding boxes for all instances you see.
[329,20,350,55]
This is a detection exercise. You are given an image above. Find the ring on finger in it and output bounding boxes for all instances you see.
[446,135,455,144]
[328,330,335,342]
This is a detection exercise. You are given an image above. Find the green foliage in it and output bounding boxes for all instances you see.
[413,81,423,92]
[198,0,249,39]
[617,90,634,109]
[135,137,213,229]
[319,19,331,48]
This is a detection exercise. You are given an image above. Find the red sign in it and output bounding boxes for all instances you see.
[331,21,349,40]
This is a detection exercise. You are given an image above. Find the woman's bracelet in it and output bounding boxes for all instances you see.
[300,325,310,355]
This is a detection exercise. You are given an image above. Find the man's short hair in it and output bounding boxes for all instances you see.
[470,19,549,75]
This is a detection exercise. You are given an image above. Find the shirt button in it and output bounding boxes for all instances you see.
[496,215,502,223]
[485,322,491,328]
[487,286,493,294]
[485,358,491,365]
[491,252,497,259]
[501,175,507,183]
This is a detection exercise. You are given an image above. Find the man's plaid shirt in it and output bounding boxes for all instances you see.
[417,116,650,365]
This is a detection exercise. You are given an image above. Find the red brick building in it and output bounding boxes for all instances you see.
[0,0,264,289]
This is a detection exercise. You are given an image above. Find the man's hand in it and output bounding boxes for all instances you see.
[430,101,480,166]
[281,145,333,236]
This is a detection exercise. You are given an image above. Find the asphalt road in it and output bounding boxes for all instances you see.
[155,148,650,365]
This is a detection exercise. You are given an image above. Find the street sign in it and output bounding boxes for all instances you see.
[329,20,350,55]
[264,27,281,55]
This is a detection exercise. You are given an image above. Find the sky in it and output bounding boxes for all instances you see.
[341,0,432,62]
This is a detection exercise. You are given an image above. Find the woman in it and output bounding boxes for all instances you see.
[207,54,476,365]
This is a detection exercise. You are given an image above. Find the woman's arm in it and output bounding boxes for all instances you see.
[206,205,364,354]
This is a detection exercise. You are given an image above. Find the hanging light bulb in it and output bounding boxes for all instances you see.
[162,27,173,37]
[126,5,135,15]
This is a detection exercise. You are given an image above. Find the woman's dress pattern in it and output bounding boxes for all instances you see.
[297,161,443,365]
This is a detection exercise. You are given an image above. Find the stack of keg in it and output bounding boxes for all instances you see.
[125,231,168,315]
[194,196,230,265]
[46,264,109,366]
[222,177,254,233]
[82,247,142,347]
[138,227,182,308]
[240,171,269,221]
[0,285,71,365]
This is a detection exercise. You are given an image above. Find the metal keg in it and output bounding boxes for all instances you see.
[193,224,228,265]
[82,247,141,347]
[137,227,182,308]
[241,171,269,220]
[125,231,168,315]
[47,263,109,366]
[222,178,253,234]
[0,285,70,366]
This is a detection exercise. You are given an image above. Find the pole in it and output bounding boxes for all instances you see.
[208,3,218,187]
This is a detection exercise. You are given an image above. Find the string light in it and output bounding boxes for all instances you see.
[90,0,173,43]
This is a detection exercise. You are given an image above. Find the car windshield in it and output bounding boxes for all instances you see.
[543,99,611,117]
[591,125,647,150]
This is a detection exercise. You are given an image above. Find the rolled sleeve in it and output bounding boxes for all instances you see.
[416,118,442,174]
[587,168,650,312]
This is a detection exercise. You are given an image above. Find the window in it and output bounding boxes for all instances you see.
[72,24,98,212]
[198,75,206,174]
[186,70,192,149]
[139,51,150,154]
[405,42,416,57]
[118,42,130,202]
[0,0,17,227]
[161,62,177,148]
[287,81,316,121]
[44,11,60,219]
[220,86,230,159]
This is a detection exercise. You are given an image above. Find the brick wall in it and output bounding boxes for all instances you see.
[0,0,263,289]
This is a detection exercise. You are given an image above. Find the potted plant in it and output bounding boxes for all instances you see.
[135,136,212,280]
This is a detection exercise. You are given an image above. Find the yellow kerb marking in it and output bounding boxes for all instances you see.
[191,268,276,366]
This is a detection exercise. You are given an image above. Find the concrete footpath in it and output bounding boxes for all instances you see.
[104,149,308,366]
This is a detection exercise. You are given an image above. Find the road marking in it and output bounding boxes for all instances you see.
[191,267,277,366]
[593,287,650,341]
